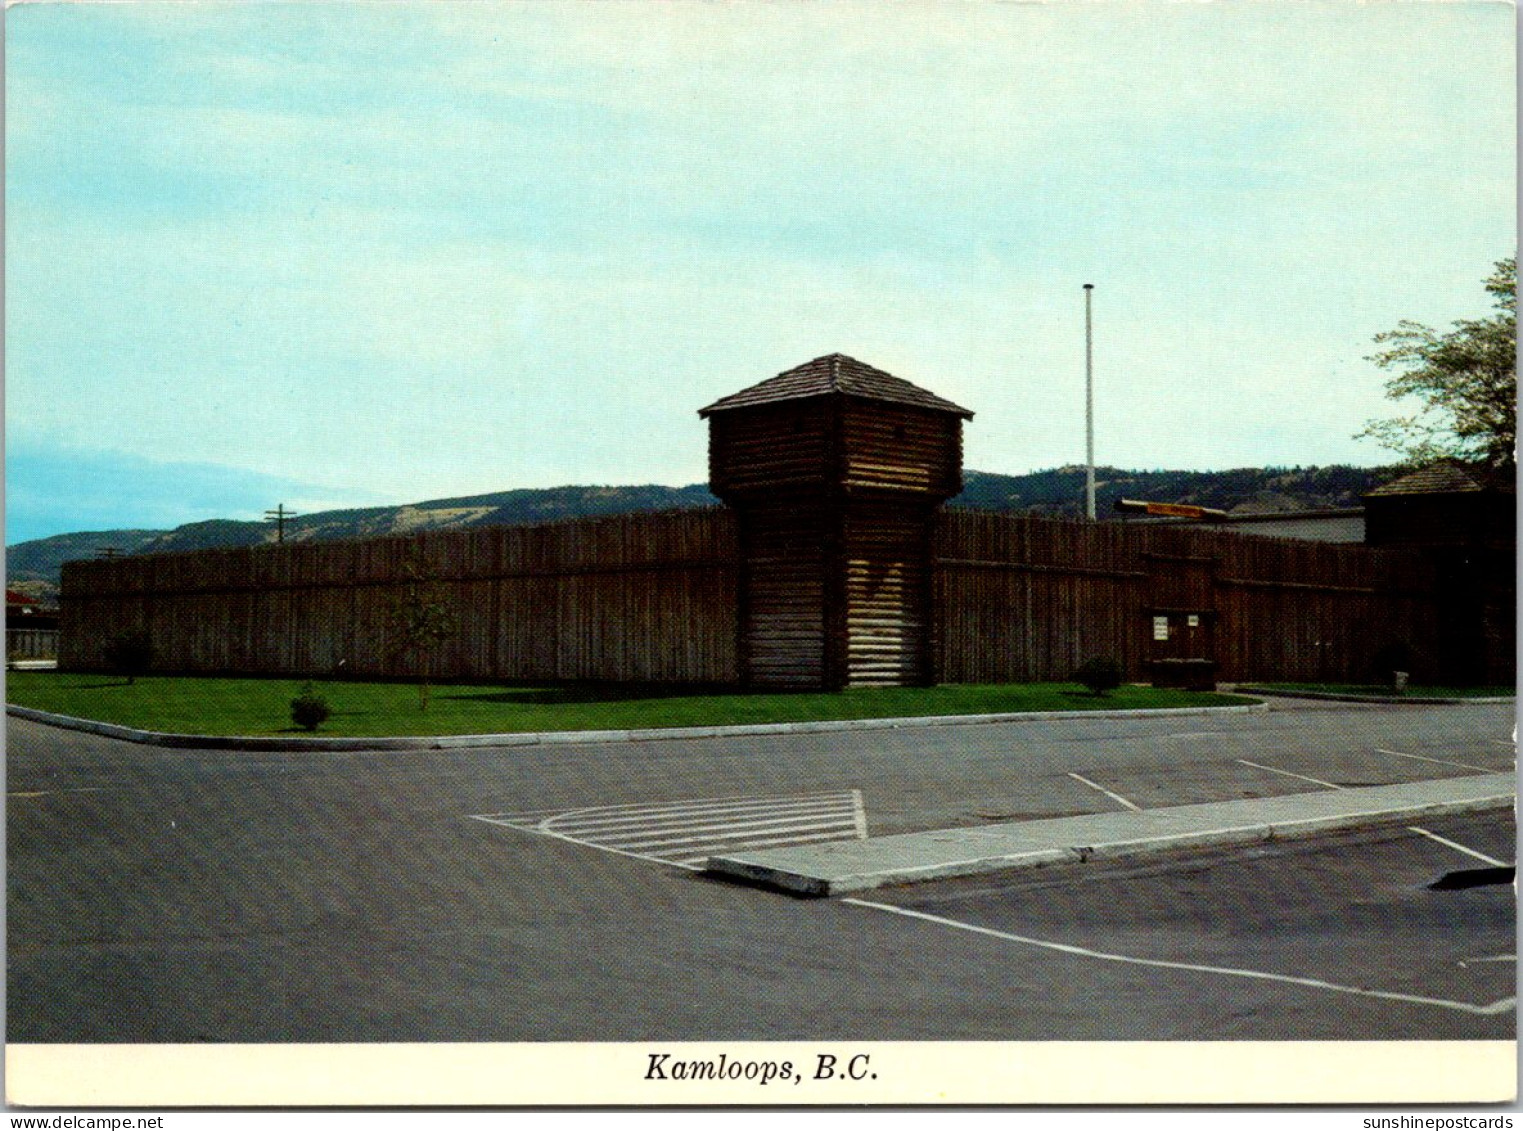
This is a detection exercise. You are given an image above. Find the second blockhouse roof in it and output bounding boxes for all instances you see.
[1364,461,1517,497]
[699,353,974,419]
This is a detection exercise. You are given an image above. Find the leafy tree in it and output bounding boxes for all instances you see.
[384,554,460,712]
[104,629,154,685]
[1359,258,1516,470]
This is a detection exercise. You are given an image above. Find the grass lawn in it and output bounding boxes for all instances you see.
[4,672,1257,737]
[1249,682,1514,700]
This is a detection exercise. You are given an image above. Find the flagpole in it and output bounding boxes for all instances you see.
[1084,283,1096,521]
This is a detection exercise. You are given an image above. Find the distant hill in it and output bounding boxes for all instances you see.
[5,529,165,602]
[951,464,1384,516]
[6,466,1396,599]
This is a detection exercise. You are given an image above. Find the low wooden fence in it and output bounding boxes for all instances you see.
[6,629,60,662]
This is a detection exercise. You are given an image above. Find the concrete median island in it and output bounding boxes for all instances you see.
[706,772,1518,896]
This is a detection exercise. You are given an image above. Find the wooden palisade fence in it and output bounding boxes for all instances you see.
[57,504,1445,686]
[933,509,1441,685]
[60,509,741,684]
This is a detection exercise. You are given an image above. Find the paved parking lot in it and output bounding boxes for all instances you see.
[856,810,1515,1040]
[6,699,1515,1043]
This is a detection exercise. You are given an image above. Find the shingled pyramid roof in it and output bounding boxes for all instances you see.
[699,354,974,419]
[1364,461,1516,498]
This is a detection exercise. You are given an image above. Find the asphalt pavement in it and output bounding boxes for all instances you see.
[5,698,1516,1044]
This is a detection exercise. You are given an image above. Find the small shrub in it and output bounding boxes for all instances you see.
[290,682,332,732]
[103,629,154,684]
[1370,641,1413,689]
[1072,657,1124,696]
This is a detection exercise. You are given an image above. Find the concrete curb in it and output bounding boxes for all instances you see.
[708,774,1519,896]
[1236,686,1515,706]
[7,698,1269,752]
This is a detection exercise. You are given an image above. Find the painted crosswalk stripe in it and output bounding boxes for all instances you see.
[551,800,858,835]
[602,815,871,852]
[469,790,868,870]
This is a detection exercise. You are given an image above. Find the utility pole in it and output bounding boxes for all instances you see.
[1084,283,1096,521]
[264,504,298,544]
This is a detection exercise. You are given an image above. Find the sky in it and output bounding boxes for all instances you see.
[5,1,1516,544]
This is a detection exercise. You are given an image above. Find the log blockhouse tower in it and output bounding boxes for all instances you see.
[701,354,972,689]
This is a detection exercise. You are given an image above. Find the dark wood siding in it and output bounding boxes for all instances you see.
[708,401,833,497]
[736,504,828,688]
[59,504,1476,689]
[933,509,1446,685]
[59,509,741,684]
[840,401,962,497]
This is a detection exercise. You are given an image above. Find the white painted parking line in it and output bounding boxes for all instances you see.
[1376,748,1498,774]
[1458,955,1516,968]
[1237,759,1342,791]
[668,829,873,867]
[470,790,868,868]
[1229,760,1508,867]
[1066,772,1141,812]
[842,898,1517,1017]
[1407,826,1512,869]
[540,797,856,834]
[597,814,866,852]
[534,791,853,827]
[7,787,106,799]
[470,807,571,822]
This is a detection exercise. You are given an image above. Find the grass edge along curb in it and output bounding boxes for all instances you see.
[1236,685,1515,706]
[7,699,1270,752]
[3,674,1259,740]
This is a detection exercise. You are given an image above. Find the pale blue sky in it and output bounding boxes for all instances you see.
[6,1,1515,543]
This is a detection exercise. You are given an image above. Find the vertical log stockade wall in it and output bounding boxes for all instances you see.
[60,509,742,684]
[60,354,1474,688]
[933,509,1440,685]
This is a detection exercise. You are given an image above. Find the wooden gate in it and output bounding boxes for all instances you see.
[1143,550,1219,689]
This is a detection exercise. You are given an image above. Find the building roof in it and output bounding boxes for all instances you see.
[1364,461,1517,498]
[1116,508,1367,544]
[699,353,974,419]
[6,589,38,608]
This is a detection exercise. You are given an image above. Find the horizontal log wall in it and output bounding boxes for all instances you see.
[839,402,963,497]
[842,499,935,686]
[60,509,740,683]
[933,509,1442,684]
[737,503,829,688]
[708,401,834,496]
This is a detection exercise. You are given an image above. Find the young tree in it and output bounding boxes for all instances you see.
[384,554,460,712]
[1359,258,1516,470]
[290,682,332,731]
[104,629,154,685]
